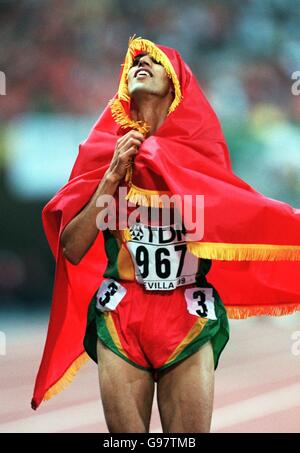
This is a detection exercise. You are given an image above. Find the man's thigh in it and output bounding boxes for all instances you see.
[156,340,215,433]
[96,339,155,433]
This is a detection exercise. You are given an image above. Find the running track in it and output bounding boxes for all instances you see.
[1,312,300,433]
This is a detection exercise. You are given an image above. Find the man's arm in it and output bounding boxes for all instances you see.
[60,130,145,265]
[61,171,120,265]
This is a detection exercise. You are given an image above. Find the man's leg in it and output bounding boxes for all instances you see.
[156,340,214,433]
[97,339,155,433]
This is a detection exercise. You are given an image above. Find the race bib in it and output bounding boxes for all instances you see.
[126,222,199,291]
[95,279,127,313]
[184,286,217,320]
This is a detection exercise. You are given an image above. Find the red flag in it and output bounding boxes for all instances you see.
[31,37,300,410]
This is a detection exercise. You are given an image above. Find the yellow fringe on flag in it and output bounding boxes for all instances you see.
[226,304,300,319]
[125,182,172,207]
[109,98,151,136]
[187,241,300,261]
[43,352,90,402]
[124,160,133,187]
[122,228,132,242]
[109,36,183,191]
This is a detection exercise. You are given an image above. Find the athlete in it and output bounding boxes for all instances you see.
[31,37,300,434]
[60,51,229,433]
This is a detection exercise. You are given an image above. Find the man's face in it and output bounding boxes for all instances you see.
[127,52,174,100]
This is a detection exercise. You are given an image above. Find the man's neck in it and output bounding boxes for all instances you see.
[130,94,173,136]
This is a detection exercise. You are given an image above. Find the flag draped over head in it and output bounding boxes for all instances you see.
[32,36,300,410]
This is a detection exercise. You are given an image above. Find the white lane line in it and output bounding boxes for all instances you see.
[212,381,300,432]
[2,382,300,433]
[0,400,104,433]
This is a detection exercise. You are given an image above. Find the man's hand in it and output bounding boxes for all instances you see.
[108,131,145,183]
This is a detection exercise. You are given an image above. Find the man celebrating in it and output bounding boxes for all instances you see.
[32,37,300,434]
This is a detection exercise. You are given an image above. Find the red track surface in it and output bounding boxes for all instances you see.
[1,312,300,433]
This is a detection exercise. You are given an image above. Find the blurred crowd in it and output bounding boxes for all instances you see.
[0,0,299,119]
[0,0,300,306]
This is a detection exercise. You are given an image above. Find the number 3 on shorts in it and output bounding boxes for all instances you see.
[184,286,217,320]
[95,279,127,313]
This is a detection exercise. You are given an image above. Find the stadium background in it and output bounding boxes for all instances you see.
[1,0,300,433]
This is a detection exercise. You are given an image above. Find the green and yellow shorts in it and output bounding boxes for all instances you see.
[84,275,230,380]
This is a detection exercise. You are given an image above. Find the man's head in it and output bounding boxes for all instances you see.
[127,52,175,102]
[109,38,182,135]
